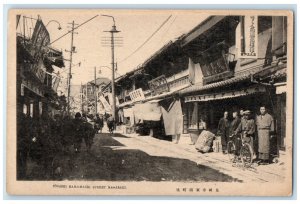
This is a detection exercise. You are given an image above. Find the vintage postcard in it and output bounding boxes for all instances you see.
[6,9,293,196]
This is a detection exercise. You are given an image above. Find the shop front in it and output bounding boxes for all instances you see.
[181,72,286,155]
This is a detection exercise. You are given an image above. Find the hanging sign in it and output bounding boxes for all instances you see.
[129,88,145,102]
[99,95,112,112]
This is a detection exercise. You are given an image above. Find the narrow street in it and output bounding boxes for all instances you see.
[25,126,287,183]
[25,131,239,182]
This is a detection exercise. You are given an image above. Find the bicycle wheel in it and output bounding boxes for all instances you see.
[240,143,253,168]
[227,141,236,162]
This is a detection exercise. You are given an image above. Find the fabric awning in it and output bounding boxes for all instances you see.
[123,107,134,117]
[184,85,266,102]
[133,102,162,122]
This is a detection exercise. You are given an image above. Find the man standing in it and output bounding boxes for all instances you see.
[235,110,256,151]
[256,106,275,164]
[217,111,230,153]
[230,111,241,135]
[240,110,246,122]
[73,112,84,153]
[107,114,115,134]
[94,114,104,133]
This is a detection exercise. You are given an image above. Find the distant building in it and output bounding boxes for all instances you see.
[81,77,111,115]
[69,85,82,114]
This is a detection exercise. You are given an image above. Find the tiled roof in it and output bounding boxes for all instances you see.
[178,75,250,95]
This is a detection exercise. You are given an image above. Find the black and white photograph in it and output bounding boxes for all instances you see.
[6,9,293,196]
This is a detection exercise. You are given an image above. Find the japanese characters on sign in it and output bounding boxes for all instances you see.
[129,88,145,102]
[185,85,266,102]
[238,15,258,58]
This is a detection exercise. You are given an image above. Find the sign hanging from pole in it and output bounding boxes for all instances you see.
[99,95,112,113]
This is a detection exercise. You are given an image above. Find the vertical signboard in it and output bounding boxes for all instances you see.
[238,15,258,58]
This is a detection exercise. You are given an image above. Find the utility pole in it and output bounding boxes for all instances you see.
[80,82,83,113]
[86,83,88,114]
[66,21,77,116]
[102,15,120,123]
[94,66,97,115]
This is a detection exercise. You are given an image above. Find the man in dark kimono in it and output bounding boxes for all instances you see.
[217,111,230,153]
[230,111,241,156]
[256,106,274,164]
[230,111,241,135]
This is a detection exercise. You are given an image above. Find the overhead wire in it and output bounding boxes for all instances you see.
[159,15,177,45]
[118,15,172,64]
[50,15,99,45]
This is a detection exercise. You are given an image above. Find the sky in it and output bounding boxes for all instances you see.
[18,9,209,94]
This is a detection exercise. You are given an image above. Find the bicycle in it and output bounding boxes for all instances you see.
[227,132,254,168]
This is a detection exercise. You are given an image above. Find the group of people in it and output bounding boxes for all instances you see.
[217,106,275,165]
[16,110,106,180]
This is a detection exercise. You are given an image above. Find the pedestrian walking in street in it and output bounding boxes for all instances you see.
[107,114,115,134]
[61,115,74,153]
[94,114,104,133]
[217,111,230,154]
[256,106,275,165]
[73,112,84,153]
[82,114,95,152]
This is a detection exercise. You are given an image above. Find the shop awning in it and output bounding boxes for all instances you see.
[123,107,134,117]
[133,102,162,122]
[184,84,266,102]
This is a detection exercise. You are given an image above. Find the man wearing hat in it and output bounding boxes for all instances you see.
[256,106,274,164]
[235,110,256,151]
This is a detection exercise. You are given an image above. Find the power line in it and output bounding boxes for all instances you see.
[50,15,99,45]
[159,15,177,45]
[119,15,172,64]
